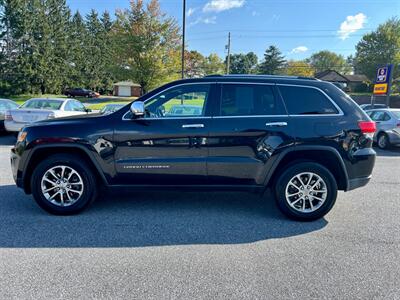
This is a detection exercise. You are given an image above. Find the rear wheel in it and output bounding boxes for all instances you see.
[275,162,337,221]
[31,154,97,215]
[377,133,390,150]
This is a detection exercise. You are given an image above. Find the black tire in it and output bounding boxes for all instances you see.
[377,132,390,150]
[31,154,98,215]
[275,162,337,221]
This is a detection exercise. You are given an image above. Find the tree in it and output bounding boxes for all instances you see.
[354,18,400,81]
[307,50,351,75]
[258,46,286,75]
[228,52,258,74]
[184,50,205,78]
[112,0,181,93]
[202,53,224,75]
[284,60,314,77]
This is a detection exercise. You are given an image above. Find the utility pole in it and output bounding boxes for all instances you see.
[181,0,186,79]
[226,32,231,74]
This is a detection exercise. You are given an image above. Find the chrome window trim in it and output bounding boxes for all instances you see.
[122,82,215,121]
[213,115,289,119]
[277,83,344,117]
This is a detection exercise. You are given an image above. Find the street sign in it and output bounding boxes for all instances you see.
[373,64,393,95]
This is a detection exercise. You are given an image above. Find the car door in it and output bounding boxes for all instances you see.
[368,110,389,138]
[207,82,294,186]
[112,83,216,185]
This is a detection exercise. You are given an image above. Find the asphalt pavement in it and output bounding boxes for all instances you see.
[0,134,399,299]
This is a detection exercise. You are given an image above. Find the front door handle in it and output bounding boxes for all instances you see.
[182,124,205,128]
[265,122,288,127]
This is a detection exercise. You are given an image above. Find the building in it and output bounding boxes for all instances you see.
[113,81,141,97]
[315,70,369,92]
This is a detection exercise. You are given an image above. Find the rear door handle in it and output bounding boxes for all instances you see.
[182,124,205,128]
[265,122,288,127]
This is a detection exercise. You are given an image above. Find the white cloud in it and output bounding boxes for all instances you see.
[290,46,308,54]
[203,0,245,13]
[187,8,196,17]
[338,13,367,40]
[190,16,217,27]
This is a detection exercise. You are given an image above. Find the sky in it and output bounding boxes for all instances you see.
[67,0,400,61]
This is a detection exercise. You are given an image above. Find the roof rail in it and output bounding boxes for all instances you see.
[204,74,318,80]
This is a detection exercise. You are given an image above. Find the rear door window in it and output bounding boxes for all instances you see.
[278,85,339,115]
[219,84,285,116]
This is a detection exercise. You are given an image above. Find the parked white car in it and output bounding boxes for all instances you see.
[4,98,90,133]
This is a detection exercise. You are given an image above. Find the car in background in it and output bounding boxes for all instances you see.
[64,88,98,98]
[360,103,387,111]
[0,99,19,132]
[166,105,203,117]
[4,98,91,133]
[366,108,400,149]
[100,103,125,115]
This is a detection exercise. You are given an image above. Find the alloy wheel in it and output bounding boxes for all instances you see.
[285,172,327,213]
[40,165,84,207]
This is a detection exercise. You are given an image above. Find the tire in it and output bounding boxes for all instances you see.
[377,132,390,150]
[31,154,98,215]
[275,162,337,221]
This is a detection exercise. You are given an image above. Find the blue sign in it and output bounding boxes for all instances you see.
[375,64,393,84]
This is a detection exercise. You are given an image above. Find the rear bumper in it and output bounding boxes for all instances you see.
[4,121,26,132]
[347,175,371,191]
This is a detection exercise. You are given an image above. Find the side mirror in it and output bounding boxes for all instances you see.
[130,101,145,118]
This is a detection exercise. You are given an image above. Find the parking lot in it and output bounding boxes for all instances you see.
[0,134,399,299]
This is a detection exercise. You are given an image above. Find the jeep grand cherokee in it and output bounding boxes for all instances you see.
[10,75,376,220]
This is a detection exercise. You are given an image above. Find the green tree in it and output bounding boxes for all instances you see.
[307,50,351,75]
[258,46,286,75]
[202,53,224,75]
[112,0,181,92]
[228,52,258,74]
[284,60,314,77]
[354,17,400,80]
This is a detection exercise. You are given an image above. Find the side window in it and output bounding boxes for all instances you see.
[64,101,73,111]
[383,113,391,121]
[370,111,386,122]
[145,84,210,118]
[219,84,284,116]
[73,101,86,112]
[279,85,339,115]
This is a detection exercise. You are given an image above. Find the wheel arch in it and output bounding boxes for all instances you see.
[265,146,349,192]
[23,144,108,194]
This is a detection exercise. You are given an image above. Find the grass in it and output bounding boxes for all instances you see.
[87,101,130,110]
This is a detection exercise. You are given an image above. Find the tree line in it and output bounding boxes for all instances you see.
[0,0,399,96]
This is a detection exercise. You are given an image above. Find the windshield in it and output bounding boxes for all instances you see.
[22,99,63,110]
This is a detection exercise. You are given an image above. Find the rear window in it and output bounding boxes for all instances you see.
[279,85,339,115]
[220,84,284,116]
[22,99,63,110]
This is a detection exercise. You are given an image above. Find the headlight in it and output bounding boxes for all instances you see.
[17,131,27,143]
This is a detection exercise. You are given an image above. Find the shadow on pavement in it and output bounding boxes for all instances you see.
[374,146,400,157]
[0,185,327,248]
[0,134,15,146]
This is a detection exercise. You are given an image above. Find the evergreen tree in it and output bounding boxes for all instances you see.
[258,46,286,75]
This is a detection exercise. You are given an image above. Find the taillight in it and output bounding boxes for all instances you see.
[5,111,13,121]
[358,121,376,139]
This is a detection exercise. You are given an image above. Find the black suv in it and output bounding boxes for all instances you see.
[10,75,376,220]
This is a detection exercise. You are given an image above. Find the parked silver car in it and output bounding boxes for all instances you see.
[366,108,400,149]
[0,99,19,132]
[4,98,90,133]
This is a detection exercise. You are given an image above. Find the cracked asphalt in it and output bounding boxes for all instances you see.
[0,134,399,299]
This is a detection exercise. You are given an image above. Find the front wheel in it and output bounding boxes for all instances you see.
[275,162,337,221]
[31,154,98,215]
